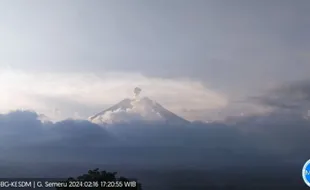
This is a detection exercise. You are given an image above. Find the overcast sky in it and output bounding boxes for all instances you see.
[0,0,309,121]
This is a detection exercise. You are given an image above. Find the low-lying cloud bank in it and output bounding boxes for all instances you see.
[0,109,309,167]
[0,111,113,147]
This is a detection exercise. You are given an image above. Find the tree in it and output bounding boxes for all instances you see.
[56,168,142,190]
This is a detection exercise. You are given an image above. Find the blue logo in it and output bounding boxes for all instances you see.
[302,159,310,187]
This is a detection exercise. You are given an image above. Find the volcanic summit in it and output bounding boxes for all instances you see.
[88,88,190,125]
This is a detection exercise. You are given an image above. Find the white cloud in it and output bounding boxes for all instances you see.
[0,69,228,121]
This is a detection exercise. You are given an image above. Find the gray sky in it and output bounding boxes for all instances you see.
[0,0,309,121]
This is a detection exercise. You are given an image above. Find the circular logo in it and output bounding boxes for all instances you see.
[302,159,310,187]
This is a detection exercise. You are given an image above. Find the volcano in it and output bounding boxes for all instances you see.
[88,88,190,125]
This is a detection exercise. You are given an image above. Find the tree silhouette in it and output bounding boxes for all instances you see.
[56,168,142,190]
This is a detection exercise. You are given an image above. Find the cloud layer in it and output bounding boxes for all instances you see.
[250,80,310,118]
[0,109,309,168]
[0,69,227,121]
[91,99,166,124]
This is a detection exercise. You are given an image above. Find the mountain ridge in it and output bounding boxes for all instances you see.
[88,91,190,125]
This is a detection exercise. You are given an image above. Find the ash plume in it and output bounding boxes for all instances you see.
[134,87,142,99]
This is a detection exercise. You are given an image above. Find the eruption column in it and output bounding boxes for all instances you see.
[134,87,142,99]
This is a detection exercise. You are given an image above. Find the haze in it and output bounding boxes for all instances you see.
[0,0,309,121]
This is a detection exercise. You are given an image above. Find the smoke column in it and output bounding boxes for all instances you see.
[134,87,142,99]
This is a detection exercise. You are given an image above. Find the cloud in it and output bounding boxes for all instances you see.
[90,98,169,125]
[0,110,112,147]
[0,110,309,167]
[0,69,227,121]
[93,108,164,125]
[276,80,310,102]
[249,80,310,117]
